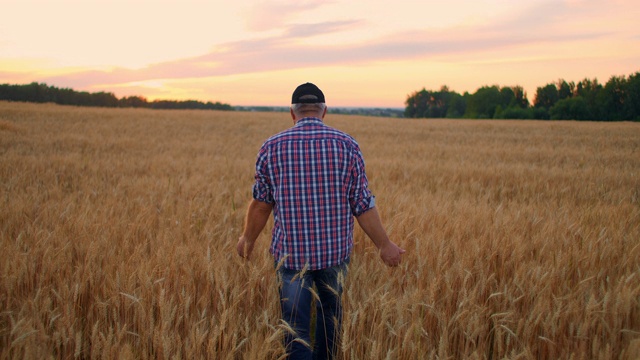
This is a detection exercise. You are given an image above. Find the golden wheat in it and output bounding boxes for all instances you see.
[1,101,638,359]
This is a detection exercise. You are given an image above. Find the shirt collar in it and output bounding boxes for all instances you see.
[295,117,324,126]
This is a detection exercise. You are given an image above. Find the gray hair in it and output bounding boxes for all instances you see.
[291,96,326,117]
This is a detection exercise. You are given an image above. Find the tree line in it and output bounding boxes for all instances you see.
[0,82,233,111]
[405,71,640,121]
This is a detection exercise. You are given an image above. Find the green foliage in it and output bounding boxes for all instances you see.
[0,82,234,111]
[508,86,530,108]
[550,97,592,120]
[464,85,503,118]
[406,70,639,121]
[120,96,148,108]
[534,84,559,109]
[624,72,640,121]
[445,92,466,118]
[532,107,550,120]
[150,99,233,110]
[404,86,458,118]
[575,78,603,119]
[494,106,534,119]
[557,80,574,101]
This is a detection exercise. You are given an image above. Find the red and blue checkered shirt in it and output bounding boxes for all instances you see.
[252,117,375,270]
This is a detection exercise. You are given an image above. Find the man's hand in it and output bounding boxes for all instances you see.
[355,207,407,267]
[379,241,406,267]
[236,199,273,260]
[236,235,255,259]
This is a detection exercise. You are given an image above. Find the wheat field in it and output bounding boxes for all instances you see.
[1,101,639,359]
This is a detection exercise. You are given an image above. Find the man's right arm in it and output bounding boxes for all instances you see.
[355,207,405,267]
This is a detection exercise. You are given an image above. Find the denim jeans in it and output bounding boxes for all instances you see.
[277,259,349,360]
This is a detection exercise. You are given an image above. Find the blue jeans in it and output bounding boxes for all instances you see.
[277,260,349,360]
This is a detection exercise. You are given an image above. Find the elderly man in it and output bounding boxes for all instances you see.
[237,82,405,359]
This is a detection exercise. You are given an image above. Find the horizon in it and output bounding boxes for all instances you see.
[1,0,639,108]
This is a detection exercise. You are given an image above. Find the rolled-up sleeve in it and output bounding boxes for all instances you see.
[252,146,274,204]
[348,147,375,216]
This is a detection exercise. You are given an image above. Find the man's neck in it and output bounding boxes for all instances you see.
[295,116,323,124]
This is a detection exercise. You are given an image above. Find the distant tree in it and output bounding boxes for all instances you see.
[5,82,52,103]
[0,82,234,111]
[557,79,574,100]
[54,87,78,105]
[464,85,503,118]
[499,87,515,109]
[575,78,603,119]
[120,95,148,108]
[404,88,428,118]
[403,74,640,121]
[622,72,640,120]
[509,85,529,108]
[532,107,550,120]
[534,83,559,109]
[404,86,461,118]
[446,92,466,118]
[21,82,39,102]
[598,75,627,121]
[596,73,640,121]
[207,101,233,111]
[549,97,592,120]
[0,84,17,101]
[495,106,534,119]
[148,99,233,110]
[89,92,119,107]
[426,86,451,118]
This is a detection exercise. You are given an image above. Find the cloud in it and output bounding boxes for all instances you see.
[284,20,364,38]
[38,1,614,90]
[243,0,332,31]
[41,31,609,90]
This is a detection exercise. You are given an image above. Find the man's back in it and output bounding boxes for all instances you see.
[252,117,374,270]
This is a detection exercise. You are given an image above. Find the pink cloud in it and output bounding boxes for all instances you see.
[33,0,630,91]
[243,0,332,31]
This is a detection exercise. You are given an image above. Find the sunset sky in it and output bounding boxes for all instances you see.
[1,0,639,107]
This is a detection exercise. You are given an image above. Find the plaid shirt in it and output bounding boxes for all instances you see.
[252,117,374,270]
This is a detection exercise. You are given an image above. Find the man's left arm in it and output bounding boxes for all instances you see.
[355,206,405,267]
[237,199,273,259]
[348,145,405,267]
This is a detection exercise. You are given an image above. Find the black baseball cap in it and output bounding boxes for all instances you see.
[291,82,325,104]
